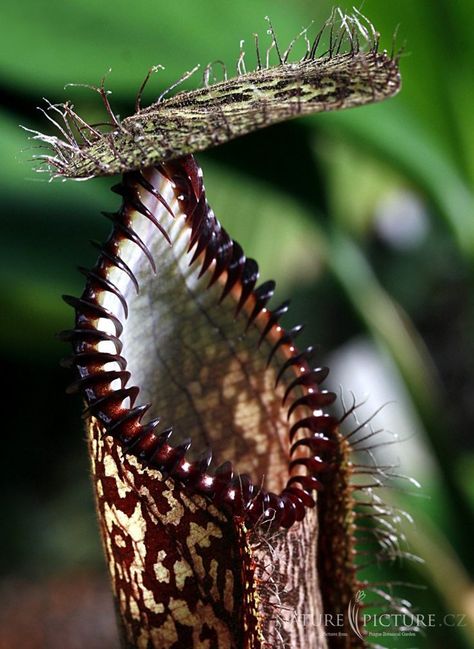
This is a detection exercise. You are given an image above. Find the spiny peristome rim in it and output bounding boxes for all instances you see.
[61,154,342,529]
[25,8,401,180]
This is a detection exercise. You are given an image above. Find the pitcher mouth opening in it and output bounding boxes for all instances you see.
[62,155,339,529]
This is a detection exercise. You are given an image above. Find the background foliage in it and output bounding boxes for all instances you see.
[1,1,473,647]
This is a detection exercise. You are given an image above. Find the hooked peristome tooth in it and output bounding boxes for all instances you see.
[214,461,234,483]
[196,447,213,471]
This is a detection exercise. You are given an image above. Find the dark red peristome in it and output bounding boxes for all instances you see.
[61,154,339,529]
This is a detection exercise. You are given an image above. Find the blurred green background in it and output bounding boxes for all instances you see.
[1,1,473,647]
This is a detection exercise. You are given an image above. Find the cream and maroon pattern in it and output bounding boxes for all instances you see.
[90,418,256,648]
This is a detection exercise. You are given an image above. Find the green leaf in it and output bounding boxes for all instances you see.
[317,104,474,259]
[0,1,311,97]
